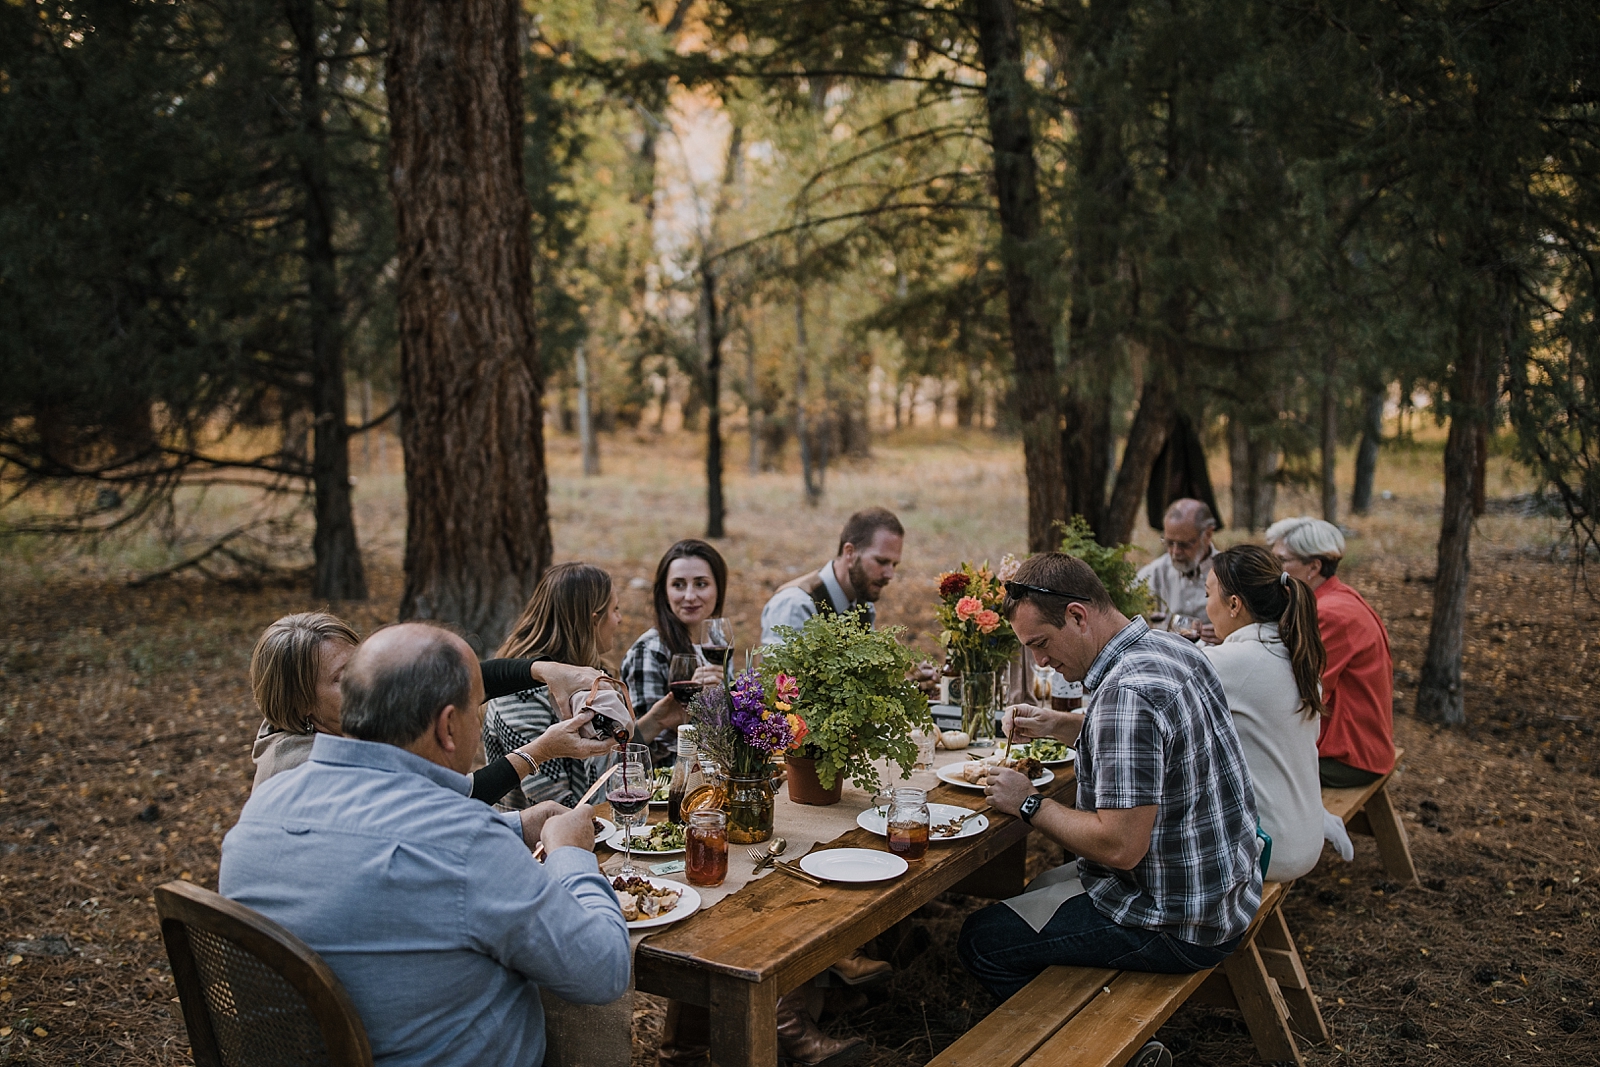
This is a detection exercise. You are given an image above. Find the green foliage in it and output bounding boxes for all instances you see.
[1056,516,1153,618]
[761,612,931,793]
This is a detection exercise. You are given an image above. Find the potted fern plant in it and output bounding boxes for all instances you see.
[760,611,930,804]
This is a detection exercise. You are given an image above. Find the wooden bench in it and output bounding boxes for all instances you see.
[1320,746,1418,885]
[929,880,1328,1067]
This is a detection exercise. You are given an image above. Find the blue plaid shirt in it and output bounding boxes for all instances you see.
[1076,617,1262,945]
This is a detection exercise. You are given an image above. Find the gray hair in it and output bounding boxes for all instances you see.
[1265,516,1345,577]
[340,624,473,747]
[1163,498,1217,532]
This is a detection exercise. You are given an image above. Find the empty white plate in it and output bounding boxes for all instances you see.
[798,848,909,883]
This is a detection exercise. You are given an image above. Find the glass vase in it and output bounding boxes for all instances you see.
[958,670,998,748]
[724,772,775,844]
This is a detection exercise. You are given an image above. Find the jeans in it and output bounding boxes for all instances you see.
[1319,756,1383,789]
[957,893,1242,1002]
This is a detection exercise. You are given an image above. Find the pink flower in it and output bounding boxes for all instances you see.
[955,596,983,622]
[975,609,1001,633]
[774,672,799,704]
[997,554,1021,583]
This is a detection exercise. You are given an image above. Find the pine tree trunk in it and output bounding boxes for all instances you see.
[1417,325,1495,725]
[288,0,367,601]
[973,0,1065,553]
[795,292,821,505]
[701,266,725,537]
[1103,375,1174,544]
[1321,353,1339,523]
[576,343,599,476]
[1350,383,1385,514]
[388,0,550,646]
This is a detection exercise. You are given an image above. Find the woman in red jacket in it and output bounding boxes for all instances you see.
[1266,517,1396,788]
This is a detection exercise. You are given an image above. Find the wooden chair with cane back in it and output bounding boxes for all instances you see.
[155,880,373,1067]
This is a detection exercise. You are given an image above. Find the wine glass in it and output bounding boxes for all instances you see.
[1030,665,1055,704]
[606,744,654,878]
[668,654,702,707]
[701,618,734,679]
[1170,614,1201,641]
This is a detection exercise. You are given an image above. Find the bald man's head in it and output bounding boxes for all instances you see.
[340,622,475,747]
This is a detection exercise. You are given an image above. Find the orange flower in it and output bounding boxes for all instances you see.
[955,595,983,622]
[975,609,1001,633]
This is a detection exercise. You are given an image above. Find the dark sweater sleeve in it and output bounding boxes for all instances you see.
[480,657,548,701]
[469,757,524,805]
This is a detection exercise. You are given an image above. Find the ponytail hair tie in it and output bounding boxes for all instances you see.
[1279,571,1291,586]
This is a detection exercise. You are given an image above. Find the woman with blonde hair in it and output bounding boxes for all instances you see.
[485,562,632,807]
[1201,544,1326,880]
[249,611,613,800]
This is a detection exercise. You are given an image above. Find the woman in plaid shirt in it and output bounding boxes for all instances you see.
[620,539,730,764]
[958,553,1262,1003]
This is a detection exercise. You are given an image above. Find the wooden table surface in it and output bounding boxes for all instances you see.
[634,763,1079,1067]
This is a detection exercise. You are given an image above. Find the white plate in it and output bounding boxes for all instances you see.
[593,817,616,845]
[798,848,909,883]
[937,762,1055,791]
[856,802,989,843]
[605,825,686,856]
[614,875,702,930]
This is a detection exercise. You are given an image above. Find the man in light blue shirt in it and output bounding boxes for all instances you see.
[220,622,629,1067]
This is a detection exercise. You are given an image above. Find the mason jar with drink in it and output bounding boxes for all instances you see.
[885,788,930,862]
[686,809,728,887]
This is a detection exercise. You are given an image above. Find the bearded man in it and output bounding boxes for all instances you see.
[759,507,904,645]
[1136,498,1218,638]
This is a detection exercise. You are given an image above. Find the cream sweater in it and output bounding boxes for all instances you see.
[1203,623,1324,880]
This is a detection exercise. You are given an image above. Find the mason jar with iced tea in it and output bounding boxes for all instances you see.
[686,809,728,887]
[886,787,930,862]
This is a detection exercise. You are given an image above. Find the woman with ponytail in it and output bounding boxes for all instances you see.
[1201,544,1327,880]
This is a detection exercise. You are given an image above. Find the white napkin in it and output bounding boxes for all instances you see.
[1002,860,1090,933]
[1323,809,1354,861]
[568,687,632,732]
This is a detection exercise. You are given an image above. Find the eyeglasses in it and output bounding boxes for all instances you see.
[1161,536,1201,551]
[1004,581,1095,605]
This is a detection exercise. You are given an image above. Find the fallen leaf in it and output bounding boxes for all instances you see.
[32,1027,47,1037]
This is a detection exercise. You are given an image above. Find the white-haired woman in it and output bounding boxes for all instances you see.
[1265,517,1395,789]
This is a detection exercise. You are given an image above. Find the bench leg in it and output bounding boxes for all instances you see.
[1363,785,1419,886]
[1256,908,1330,1046]
[1220,940,1304,1066]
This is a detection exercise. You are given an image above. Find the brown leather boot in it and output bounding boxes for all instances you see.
[657,1000,709,1067]
[776,990,863,1067]
[827,948,892,986]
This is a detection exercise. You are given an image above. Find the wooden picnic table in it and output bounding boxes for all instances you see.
[632,760,1079,1067]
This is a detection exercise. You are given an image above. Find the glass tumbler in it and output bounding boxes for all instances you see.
[686,810,729,887]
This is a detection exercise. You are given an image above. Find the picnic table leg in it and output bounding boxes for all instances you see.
[1255,908,1330,1045]
[1362,785,1420,886]
[707,974,778,1067]
[1220,938,1304,1066]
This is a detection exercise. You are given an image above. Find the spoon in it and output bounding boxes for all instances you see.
[751,837,788,873]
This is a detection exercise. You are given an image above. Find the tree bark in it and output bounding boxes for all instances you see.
[576,343,598,476]
[1350,382,1385,514]
[1321,351,1339,523]
[795,292,821,505]
[389,0,550,647]
[1103,374,1174,544]
[288,0,366,601]
[1417,322,1497,724]
[972,0,1066,553]
[701,266,725,537]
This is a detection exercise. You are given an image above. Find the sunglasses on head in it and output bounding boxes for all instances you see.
[1004,581,1095,605]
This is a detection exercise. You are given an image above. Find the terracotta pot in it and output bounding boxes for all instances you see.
[786,755,843,806]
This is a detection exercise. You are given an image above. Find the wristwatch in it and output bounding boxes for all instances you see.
[1019,793,1044,825]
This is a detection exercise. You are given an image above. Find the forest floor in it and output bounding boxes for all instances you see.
[1,426,1596,1066]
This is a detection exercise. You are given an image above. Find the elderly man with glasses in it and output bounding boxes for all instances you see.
[956,553,1261,1051]
[1136,498,1219,641]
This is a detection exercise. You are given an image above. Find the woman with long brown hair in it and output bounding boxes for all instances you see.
[484,562,629,807]
[1202,543,1327,880]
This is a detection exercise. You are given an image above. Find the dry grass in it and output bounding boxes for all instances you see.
[1,426,1595,1066]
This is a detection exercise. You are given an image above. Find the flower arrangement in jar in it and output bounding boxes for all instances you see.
[934,555,1022,676]
[687,671,808,841]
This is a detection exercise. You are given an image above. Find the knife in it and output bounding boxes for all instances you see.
[772,860,825,887]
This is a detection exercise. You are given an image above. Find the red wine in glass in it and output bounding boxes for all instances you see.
[606,788,651,819]
[669,680,703,704]
[700,645,732,667]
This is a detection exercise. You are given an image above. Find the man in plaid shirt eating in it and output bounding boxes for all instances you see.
[958,552,1262,1009]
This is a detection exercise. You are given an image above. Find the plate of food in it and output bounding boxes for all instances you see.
[1013,738,1075,767]
[856,802,989,842]
[611,874,701,929]
[592,816,617,845]
[649,768,673,808]
[937,754,1054,790]
[605,821,687,855]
